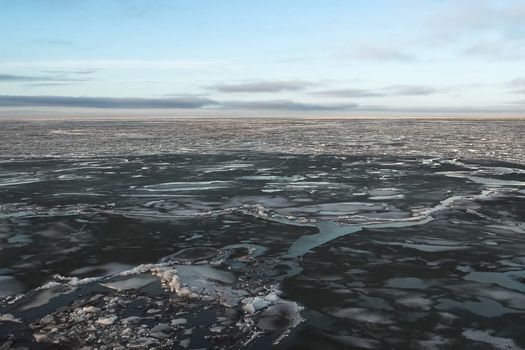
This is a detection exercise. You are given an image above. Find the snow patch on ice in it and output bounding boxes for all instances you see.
[152,265,244,307]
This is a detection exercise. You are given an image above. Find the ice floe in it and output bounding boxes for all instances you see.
[463,329,522,350]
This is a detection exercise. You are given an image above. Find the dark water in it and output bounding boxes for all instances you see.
[0,119,525,349]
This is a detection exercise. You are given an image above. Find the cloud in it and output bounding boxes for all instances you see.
[0,95,217,109]
[508,78,525,87]
[0,60,227,71]
[418,1,525,62]
[0,94,357,112]
[314,89,386,98]
[358,104,525,115]
[505,78,525,94]
[0,73,87,83]
[0,93,357,111]
[40,68,100,75]
[428,1,525,39]
[210,80,314,93]
[1,95,523,116]
[222,100,358,111]
[349,44,416,62]
[25,83,77,88]
[386,85,437,96]
[313,85,439,98]
[424,0,525,60]
[0,74,50,82]
[463,40,525,61]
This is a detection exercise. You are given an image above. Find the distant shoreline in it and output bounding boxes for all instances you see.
[1,115,525,121]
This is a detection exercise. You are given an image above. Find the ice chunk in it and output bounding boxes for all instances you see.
[222,244,268,258]
[286,221,361,258]
[79,306,100,314]
[19,285,73,311]
[171,318,188,326]
[463,329,521,350]
[331,307,392,324]
[152,265,245,306]
[210,326,225,333]
[464,270,525,293]
[256,299,304,344]
[100,274,157,291]
[179,338,191,348]
[0,314,22,323]
[242,297,271,314]
[97,316,117,326]
[159,247,218,263]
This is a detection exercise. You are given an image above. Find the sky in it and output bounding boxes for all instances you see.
[0,0,524,117]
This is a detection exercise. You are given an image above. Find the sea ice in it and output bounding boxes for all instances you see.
[97,316,118,326]
[463,329,522,350]
[100,274,158,291]
[241,297,271,314]
[152,265,244,306]
[330,307,392,324]
[464,270,525,293]
[19,285,73,311]
[0,314,22,323]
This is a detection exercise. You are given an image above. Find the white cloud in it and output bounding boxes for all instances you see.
[428,0,525,39]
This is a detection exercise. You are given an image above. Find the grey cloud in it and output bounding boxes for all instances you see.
[0,73,86,83]
[314,89,386,98]
[41,69,100,75]
[505,78,525,94]
[1,94,523,115]
[162,93,210,98]
[358,104,525,114]
[386,85,437,96]
[0,74,56,82]
[26,83,76,88]
[313,85,439,98]
[0,95,217,109]
[222,100,358,111]
[0,94,353,111]
[508,78,525,87]
[210,80,314,93]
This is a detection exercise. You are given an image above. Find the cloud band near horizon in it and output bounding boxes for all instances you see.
[0,94,524,115]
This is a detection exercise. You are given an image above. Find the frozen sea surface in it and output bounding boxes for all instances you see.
[0,119,524,349]
[0,119,524,164]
